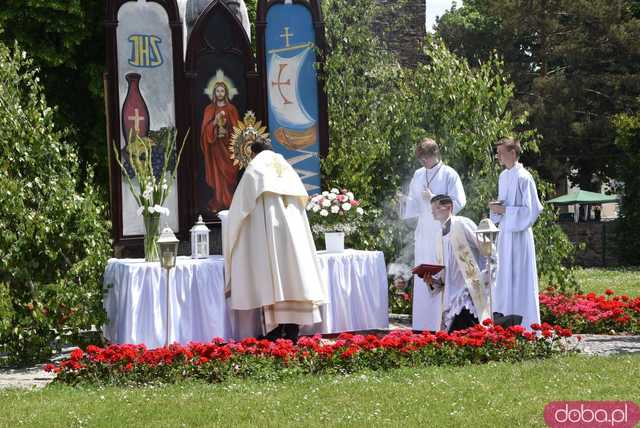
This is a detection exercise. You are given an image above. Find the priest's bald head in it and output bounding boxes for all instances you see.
[250,139,273,158]
[430,194,453,223]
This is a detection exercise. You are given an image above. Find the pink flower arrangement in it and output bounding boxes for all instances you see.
[45,323,571,385]
[540,289,640,334]
[306,188,364,235]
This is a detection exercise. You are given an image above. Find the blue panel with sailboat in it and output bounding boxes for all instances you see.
[265,2,320,193]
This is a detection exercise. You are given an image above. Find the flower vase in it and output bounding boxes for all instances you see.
[143,213,161,262]
[324,231,345,253]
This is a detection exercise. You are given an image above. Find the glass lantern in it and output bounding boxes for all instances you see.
[157,226,179,270]
[190,215,210,259]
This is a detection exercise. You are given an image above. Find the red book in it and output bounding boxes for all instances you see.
[411,263,444,280]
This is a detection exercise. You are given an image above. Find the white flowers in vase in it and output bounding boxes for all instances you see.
[113,128,188,261]
[306,188,365,236]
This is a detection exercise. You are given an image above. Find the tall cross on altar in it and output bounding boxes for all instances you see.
[128,108,145,134]
[280,27,294,48]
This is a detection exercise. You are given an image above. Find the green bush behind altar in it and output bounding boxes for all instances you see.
[0,43,111,365]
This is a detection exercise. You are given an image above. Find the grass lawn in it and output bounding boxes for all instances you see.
[572,267,640,297]
[1,354,638,427]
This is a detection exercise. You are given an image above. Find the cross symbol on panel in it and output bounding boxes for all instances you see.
[280,27,294,47]
[128,108,145,134]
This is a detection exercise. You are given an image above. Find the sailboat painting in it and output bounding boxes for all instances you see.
[265,2,320,192]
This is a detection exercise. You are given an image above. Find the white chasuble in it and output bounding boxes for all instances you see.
[403,163,466,331]
[224,150,328,335]
[490,163,543,330]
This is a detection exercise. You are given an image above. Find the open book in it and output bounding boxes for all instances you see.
[411,264,444,281]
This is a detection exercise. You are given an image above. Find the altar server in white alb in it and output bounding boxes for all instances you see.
[489,137,543,329]
[223,140,328,342]
[403,138,466,331]
[429,195,493,332]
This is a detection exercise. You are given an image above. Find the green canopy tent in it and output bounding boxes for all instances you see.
[547,190,619,205]
[547,190,619,222]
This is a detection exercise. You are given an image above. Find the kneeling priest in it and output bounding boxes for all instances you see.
[427,194,494,332]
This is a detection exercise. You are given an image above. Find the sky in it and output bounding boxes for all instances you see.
[425,0,462,33]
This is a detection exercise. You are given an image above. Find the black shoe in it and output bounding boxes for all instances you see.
[283,324,299,343]
[493,312,523,327]
[265,325,284,341]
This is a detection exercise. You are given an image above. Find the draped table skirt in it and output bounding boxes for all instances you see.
[103,250,388,348]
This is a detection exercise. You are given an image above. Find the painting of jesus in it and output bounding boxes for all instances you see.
[200,70,240,212]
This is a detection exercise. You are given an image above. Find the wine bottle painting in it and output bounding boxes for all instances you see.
[121,72,171,179]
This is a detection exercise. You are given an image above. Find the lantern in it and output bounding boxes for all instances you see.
[190,215,210,259]
[475,218,499,320]
[157,226,179,346]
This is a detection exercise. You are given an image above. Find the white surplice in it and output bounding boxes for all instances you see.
[224,150,328,335]
[403,162,466,331]
[490,163,543,330]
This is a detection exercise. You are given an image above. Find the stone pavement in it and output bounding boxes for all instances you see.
[0,365,54,390]
[1,317,639,390]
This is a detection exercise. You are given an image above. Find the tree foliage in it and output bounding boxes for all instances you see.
[0,0,106,186]
[0,42,111,365]
[612,111,640,265]
[436,0,640,191]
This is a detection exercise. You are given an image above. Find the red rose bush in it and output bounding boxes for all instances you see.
[46,323,572,385]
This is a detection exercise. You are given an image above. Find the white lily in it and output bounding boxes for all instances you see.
[154,205,170,216]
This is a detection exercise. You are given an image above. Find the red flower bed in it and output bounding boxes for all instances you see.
[540,289,640,334]
[46,322,572,385]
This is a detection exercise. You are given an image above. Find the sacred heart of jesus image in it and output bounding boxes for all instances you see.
[200,70,241,213]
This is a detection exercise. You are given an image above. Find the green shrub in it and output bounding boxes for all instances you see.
[0,42,111,365]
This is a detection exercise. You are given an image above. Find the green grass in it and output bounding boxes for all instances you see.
[572,266,640,297]
[1,354,639,427]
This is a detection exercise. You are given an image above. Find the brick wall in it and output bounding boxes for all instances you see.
[559,221,621,267]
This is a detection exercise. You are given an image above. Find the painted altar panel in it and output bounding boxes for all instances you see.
[186,3,252,221]
[265,2,321,193]
[116,0,179,235]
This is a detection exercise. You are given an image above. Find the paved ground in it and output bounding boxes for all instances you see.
[1,316,638,390]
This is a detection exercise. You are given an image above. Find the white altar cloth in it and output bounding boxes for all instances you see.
[103,250,388,348]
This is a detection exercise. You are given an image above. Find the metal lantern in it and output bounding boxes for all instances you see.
[475,218,500,321]
[157,226,179,270]
[190,215,210,259]
[475,218,500,245]
[157,225,179,347]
